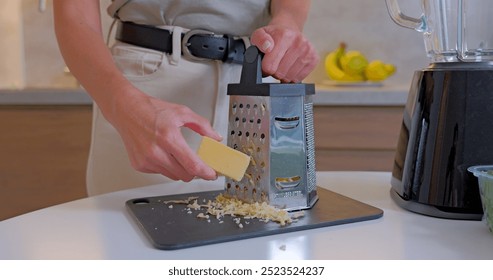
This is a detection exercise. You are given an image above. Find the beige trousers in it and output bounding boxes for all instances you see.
[86,28,244,196]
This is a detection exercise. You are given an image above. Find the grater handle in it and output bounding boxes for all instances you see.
[240,46,264,85]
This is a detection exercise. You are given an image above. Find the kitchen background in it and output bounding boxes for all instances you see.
[0,0,429,89]
[0,0,430,220]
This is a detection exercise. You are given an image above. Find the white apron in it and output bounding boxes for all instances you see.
[87,0,271,195]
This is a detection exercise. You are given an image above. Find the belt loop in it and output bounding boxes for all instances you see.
[170,26,184,65]
[241,36,251,49]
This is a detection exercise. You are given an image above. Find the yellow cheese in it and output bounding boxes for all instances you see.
[197,136,250,181]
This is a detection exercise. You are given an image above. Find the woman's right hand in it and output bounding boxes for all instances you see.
[109,89,222,182]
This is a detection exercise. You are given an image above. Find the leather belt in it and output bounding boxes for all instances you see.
[115,21,246,64]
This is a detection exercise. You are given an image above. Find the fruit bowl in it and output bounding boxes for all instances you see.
[324,42,396,83]
[468,165,493,234]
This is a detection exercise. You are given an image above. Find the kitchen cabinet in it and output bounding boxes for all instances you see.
[313,105,403,172]
[0,104,92,220]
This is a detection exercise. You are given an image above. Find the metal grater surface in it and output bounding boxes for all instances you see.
[225,46,318,211]
[226,95,271,204]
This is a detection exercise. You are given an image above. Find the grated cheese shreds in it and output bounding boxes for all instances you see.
[164,194,305,227]
[163,196,199,205]
[205,194,297,226]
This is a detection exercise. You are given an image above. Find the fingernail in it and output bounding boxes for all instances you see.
[262,40,272,52]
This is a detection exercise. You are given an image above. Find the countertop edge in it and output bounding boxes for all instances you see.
[0,89,93,105]
[313,84,409,106]
[1,85,410,106]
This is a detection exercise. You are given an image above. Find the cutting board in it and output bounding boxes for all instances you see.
[126,187,383,250]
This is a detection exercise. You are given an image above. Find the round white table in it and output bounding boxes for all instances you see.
[1,171,492,259]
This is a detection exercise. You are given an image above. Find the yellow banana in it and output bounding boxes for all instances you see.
[325,43,365,82]
[364,60,396,82]
[325,43,395,82]
[340,50,368,75]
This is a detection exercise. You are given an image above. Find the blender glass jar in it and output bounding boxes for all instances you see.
[458,0,493,61]
[386,0,493,62]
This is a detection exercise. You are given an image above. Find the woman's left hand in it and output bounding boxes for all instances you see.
[251,24,319,83]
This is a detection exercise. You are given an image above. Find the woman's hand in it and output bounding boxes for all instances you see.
[111,91,222,182]
[251,0,319,83]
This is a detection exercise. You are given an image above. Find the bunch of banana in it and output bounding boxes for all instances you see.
[325,42,396,82]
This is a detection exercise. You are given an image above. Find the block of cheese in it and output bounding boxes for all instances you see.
[197,136,250,181]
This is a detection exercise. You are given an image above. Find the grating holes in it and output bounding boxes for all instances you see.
[260,133,266,143]
[242,146,250,155]
[244,173,254,186]
[261,192,267,202]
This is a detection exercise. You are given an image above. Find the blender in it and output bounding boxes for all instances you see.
[386,0,493,219]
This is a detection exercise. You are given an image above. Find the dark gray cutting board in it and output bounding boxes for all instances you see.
[126,187,383,250]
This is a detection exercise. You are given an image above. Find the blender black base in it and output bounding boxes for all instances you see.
[390,188,483,221]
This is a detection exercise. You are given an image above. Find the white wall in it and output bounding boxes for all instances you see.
[0,0,429,89]
[304,0,429,85]
[0,0,25,88]
[0,0,113,89]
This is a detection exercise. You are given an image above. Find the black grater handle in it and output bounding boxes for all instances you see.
[240,46,264,85]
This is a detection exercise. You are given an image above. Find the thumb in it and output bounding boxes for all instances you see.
[251,27,274,53]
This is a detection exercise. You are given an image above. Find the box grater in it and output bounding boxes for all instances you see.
[225,46,318,211]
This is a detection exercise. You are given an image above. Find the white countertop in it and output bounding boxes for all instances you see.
[314,83,408,106]
[0,88,92,105]
[1,171,491,260]
[0,84,408,106]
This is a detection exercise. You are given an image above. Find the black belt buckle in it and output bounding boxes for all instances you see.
[181,29,215,62]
